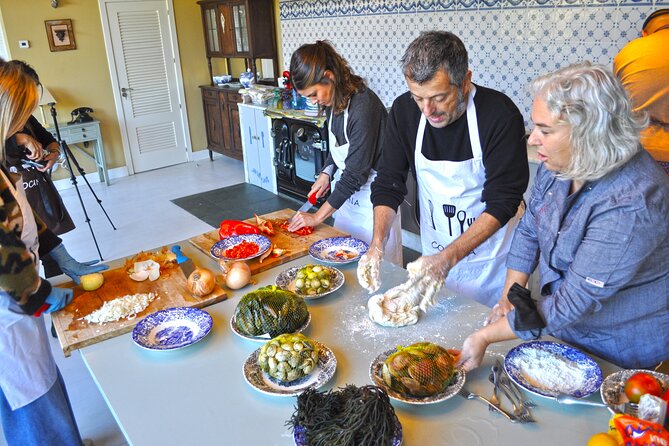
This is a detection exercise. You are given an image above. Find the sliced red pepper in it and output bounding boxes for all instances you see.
[223,241,260,259]
[218,220,260,240]
[279,220,313,236]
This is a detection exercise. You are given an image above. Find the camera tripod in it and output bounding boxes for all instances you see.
[49,103,116,260]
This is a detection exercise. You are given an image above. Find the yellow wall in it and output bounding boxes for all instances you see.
[0,0,283,175]
[173,0,209,154]
[0,0,121,177]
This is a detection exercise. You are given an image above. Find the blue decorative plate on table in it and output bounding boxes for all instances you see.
[132,307,213,351]
[275,265,345,299]
[504,341,603,399]
[308,237,369,264]
[242,341,336,396]
[210,234,271,261]
[600,369,669,415]
[370,348,466,405]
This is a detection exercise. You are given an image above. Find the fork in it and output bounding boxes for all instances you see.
[457,388,518,423]
[493,364,536,422]
[488,372,501,412]
[489,372,525,418]
[495,360,537,409]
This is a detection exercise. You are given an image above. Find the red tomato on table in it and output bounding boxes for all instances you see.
[624,372,662,404]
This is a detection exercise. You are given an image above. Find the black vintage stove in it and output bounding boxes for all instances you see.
[271,115,421,237]
[272,117,329,203]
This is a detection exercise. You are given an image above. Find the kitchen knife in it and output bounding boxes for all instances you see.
[290,191,318,222]
[171,245,195,278]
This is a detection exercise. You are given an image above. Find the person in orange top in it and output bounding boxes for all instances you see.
[614,9,669,173]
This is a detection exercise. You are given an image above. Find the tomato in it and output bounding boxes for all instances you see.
[624,372,662,404]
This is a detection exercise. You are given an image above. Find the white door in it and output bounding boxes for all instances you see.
[102,0,189,172]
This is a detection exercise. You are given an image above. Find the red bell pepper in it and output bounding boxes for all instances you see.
[218,220,260,240]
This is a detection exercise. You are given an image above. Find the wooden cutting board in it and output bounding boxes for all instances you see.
[188,208,349,274]
[52,262,226,356]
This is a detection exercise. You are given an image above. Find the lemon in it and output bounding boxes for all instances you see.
[587,432,619,446]
[81,273,104,291]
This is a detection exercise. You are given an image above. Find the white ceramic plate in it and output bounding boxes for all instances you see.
[369,348,466,405]
[210,234,271,261]
[132,307,213,351]
[275,264,345,300]
[308,237,369,264]
[504,341,603,399]
[600,369,669,415]
[243,341,336,396]
[229,312,311,343]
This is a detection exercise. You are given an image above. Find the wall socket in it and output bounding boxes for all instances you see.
[18,40,29,49]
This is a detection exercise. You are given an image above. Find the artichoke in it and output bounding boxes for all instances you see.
[382,342,455,397]
[233,285,309,337]
[258,333,319,382]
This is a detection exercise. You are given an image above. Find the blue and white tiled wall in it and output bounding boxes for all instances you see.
[279,0,666,126]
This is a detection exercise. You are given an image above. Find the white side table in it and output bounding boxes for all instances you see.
[45,120,110,186]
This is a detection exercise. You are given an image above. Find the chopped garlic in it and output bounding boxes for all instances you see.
[82,292,158,324]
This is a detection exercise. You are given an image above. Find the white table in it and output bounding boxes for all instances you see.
[45,120,110,186]
[77,243,618,445]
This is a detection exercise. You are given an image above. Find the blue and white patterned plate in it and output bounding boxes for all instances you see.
[210,234,271,261]
[132,307,213,351]
[293,417,403,446]
[370,348,466,405]
[308,237,369,264]
[243,341,336,396]
[600,369,669,415]
[275,265,345,300]
[504,341,603,399]
[230,312,311,343]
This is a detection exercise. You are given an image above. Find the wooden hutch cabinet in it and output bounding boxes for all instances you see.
[197,0,279,161]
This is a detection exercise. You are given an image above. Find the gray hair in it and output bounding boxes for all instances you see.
[530,62,647,181]
[401,31,468,86]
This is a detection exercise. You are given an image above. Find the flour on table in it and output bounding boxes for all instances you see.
[81,292,158,324]
[512,348,585,395]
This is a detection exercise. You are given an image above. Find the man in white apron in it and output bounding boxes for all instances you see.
[360,31,528,320]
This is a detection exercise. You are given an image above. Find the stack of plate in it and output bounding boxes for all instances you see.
[304,100,320,117]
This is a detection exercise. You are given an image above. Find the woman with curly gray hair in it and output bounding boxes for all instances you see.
[458,62,669,371]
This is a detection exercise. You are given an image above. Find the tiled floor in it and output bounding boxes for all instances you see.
[0,155,245,446]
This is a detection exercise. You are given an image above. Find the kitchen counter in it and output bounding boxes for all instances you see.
[77,240,617,445]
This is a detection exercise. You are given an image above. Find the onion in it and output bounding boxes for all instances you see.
[224,262,252,290]
[187,267,216,296]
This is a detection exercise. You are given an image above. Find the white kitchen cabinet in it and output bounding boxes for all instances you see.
[238,103,277,193]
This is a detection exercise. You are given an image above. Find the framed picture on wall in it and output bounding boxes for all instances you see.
[45,19,76,52]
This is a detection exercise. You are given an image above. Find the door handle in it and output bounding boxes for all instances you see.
[121,87,134,98]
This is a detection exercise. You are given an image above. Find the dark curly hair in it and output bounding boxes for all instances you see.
[289,40,365,115]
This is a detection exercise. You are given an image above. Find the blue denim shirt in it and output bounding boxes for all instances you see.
[507,150,669,369]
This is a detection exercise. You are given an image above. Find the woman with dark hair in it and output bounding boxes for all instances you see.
[287,40,403,265]
[458,62,669,371]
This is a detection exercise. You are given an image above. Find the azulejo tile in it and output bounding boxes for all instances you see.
[279,0,653,125]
